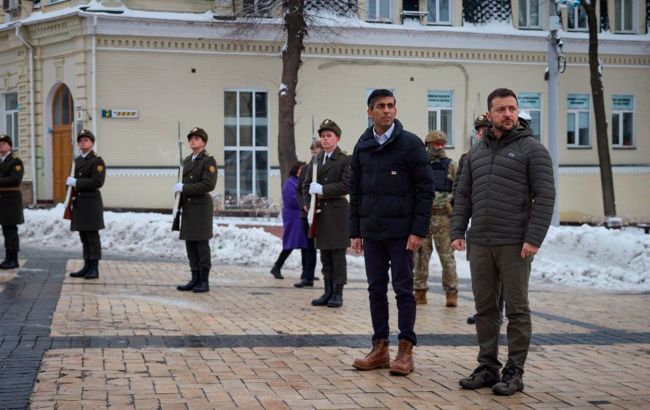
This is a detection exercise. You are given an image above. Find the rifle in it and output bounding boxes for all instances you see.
[171,122,183,231]
[63,122,76,220]
[307,159,318,238]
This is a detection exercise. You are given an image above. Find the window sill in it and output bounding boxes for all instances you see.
[613,146,636,150]
[567,146,592,149]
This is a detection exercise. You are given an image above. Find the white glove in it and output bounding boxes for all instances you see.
[174,182,184,193]
[309,182,323,195]
[66,177,76,187]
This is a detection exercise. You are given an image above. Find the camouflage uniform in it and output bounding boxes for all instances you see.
[414,131,458,304]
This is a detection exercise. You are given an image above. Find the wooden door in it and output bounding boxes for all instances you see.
[51,85,74,202]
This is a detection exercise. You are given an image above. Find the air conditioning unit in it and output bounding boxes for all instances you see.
[3,0,19,12]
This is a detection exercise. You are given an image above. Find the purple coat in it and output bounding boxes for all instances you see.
[282,176,309,250]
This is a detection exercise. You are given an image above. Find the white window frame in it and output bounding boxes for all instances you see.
[615,0,637,33]
[242,0,272,17]
[519,0,543,29]
[567,94,591,148]
[223,89,269,204]
[427,0,452,25]
[567,3,588,31]
[1,92,19,148]
[427,90,454,147]
[611,95,635,148]
[367,0,393,23]
[518,92,542,142]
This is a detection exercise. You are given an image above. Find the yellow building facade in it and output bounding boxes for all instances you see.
[1,0,649,222]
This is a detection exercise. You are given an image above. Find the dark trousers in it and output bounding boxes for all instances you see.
[300,217,316,281]
[469,243,532,372]
[186,240,211,272]
[320,248,347,285]
[79,230,101,260]
[363,237,416,345]
[1,225,19,253]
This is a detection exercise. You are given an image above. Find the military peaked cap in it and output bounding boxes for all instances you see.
[187,127,208,143]
[0,134,12,146]
[474,114,491,130]
[317,119,341,137]
[77,129,96,142]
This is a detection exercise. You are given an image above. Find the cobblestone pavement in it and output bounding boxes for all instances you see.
[0,251,649,409]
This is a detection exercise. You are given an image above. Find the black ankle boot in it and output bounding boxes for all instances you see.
[84,260,99,279]
[327,284,344,308]
[270,263,283,279]
[177,270,199,291]
[311,280,333,306]
[193,269,210,293]
[70,259,90,277]
[0,251,18,270]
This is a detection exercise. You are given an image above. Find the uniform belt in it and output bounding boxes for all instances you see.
[431,207,449,215]
[0,187,21,192]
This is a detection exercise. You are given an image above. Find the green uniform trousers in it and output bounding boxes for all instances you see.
[469,243,532,373]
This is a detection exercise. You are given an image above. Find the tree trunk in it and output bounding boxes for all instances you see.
[277,0,305,184]
[583,1,616,217]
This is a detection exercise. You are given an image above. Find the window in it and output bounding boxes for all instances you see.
[519,0,542,28]
[1,93,19,148]
[242,0,272,17]
[568,3,588,31]
[611,95,634,147]
[427,0,452,24]
[518,92,542,141]
[367,0,392,22]
[427,91,454,146]
[567,94,590,147]
[615,0,636,32]
[224,90,268,204]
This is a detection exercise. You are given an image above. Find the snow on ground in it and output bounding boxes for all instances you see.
[9,206,650,291]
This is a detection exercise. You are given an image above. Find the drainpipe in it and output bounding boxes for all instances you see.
[14,24,37,206]
[91,15,98,149]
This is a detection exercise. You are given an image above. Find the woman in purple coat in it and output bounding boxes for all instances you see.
[270,162,309,279]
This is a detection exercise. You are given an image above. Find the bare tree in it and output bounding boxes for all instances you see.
[580,0,616,217]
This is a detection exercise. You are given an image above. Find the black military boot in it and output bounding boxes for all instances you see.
[327,284,344,308]
[0,251,19,270]
[70,259,90,277]
[193,269,210,293]
[177,270,199,291]
[84,260,99,280]
[311,280,333,306]
[270,263,283,279]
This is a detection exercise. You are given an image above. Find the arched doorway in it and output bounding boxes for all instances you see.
[51,84,74,203]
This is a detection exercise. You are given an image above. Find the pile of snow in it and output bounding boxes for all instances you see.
[10,207,650,291]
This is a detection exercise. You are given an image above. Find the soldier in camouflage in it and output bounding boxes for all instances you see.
[413,130,459,306]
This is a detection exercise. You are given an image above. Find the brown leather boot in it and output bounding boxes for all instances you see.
[389,339,414,375]
[446,291,458,307]
[414,289,427,305]
[352,339,390,371]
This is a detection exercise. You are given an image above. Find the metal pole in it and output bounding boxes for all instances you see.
[547,2,561,226]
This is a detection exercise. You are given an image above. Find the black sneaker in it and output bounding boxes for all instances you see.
[459,365,499,389]
[294,279,314,288]
[492,364,524,395]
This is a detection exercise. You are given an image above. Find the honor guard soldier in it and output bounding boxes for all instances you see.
[175,127,218,293]
[0,134,24,269]
[67,129,106,279]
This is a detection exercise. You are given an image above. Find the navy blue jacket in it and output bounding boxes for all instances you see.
[349,119,434,240]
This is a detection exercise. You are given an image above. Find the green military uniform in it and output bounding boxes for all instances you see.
[414,131,459,305]
[0,134,24,269]
[303,119,350,308]
[176,127,217,293]
[69,129,106,279]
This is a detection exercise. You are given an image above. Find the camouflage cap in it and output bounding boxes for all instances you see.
[425,130,447,144]
[317,119,341,137]
[187,127,208,143]
[77,129,96,143]
[474,114,490,130]
[0,134,12,146]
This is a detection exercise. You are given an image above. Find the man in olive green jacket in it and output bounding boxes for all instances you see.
[68,129,106,280]
[175,127,218,293]
[0,134,24,269]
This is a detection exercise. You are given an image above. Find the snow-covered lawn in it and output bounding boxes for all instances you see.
[12,206,650,291]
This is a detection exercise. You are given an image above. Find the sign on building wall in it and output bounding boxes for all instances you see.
[612,95,633,110]
[101,109,139,119]
[427,91,453,108]
[567,94,590,110]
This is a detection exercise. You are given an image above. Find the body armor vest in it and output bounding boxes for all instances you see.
[431,157,452,192]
